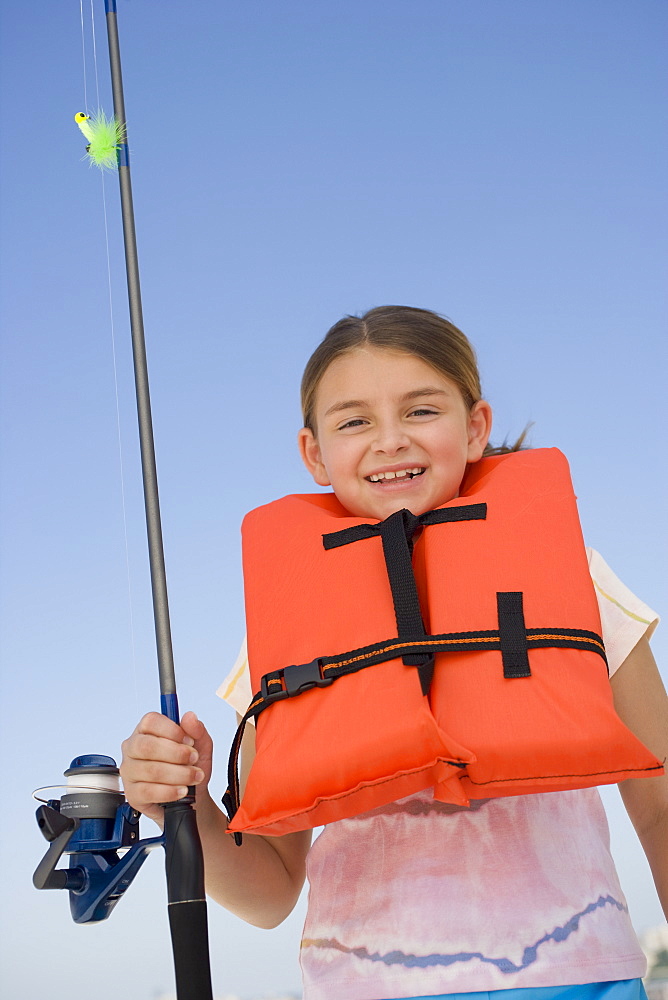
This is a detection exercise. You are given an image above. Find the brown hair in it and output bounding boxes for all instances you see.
[300,305,525,455]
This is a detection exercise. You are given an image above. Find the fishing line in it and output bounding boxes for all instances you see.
[79,0,102,111]
[79,0,88,111]
[80,0,141,714]
[101,172,141,717]
[89,0,102,111]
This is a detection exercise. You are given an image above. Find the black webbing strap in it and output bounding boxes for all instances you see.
[378,510,431,689]
[322,503,488,551]
[323,504,487,694]
[497,591,531,678]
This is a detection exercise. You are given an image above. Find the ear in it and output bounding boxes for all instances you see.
[466,400,493,463]
[298,427,331,486]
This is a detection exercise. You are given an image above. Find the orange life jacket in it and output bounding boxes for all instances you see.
[224,448,662,838]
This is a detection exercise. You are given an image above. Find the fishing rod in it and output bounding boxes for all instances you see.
[33,3,214,997]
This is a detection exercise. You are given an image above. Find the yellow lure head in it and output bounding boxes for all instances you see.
[75,111,95,145]
[73,110,124,170]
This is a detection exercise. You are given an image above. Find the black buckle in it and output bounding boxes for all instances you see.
[282,658,334,697]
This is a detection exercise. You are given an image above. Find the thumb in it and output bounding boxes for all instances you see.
[180,709,208,744]
[180,711,213,777]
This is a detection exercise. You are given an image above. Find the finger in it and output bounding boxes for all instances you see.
[121,747,204,785]
[122,757,205,790]
[134,711,186,743]
[131,782,193,805]
[122,732,199,767]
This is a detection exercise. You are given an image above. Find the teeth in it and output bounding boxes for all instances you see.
[368,467,424,482]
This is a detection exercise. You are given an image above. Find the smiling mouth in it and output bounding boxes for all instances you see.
[366,467,426,483]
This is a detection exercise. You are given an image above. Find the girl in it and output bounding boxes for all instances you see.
[121,306,668,1000]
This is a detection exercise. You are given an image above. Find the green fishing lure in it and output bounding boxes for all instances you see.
[74,110,125,169]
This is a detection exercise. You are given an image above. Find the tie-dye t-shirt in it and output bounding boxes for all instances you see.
[218,549,659,1000]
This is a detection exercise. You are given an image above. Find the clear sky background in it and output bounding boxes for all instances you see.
[1,1,666,998]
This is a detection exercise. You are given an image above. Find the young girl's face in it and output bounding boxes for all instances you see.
[298,347,492,521]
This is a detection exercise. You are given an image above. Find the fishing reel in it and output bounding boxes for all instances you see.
[33,754,164,923]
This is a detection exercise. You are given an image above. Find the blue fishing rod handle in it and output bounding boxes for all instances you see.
[161,692,180,724]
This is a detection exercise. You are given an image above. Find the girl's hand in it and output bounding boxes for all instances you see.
[120,710,212,826]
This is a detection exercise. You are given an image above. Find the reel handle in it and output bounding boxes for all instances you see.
[33,806,85,891]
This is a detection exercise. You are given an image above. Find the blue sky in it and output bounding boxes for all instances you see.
[1,2,666,997]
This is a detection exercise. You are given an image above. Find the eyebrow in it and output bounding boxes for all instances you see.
[323,387,451,418]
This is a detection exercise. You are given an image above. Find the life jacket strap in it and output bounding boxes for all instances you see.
[497,591,531,678]
[323,503,488,694]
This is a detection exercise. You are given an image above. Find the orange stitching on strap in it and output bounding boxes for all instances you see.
[322,637,498,673]
[530,633,606,652]
[251,633,606,699]
[321,633,604,673]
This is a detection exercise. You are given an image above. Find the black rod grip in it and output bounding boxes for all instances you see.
[164,798,206,903]
[164,799,214,1000]
[168,901,214,1000]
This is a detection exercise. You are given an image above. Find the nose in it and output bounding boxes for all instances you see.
[371,419,411,456]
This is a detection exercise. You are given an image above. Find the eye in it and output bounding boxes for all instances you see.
[338,417,368,430]
[408,407,438,417]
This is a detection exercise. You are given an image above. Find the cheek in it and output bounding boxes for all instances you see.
[321,443,353,482]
